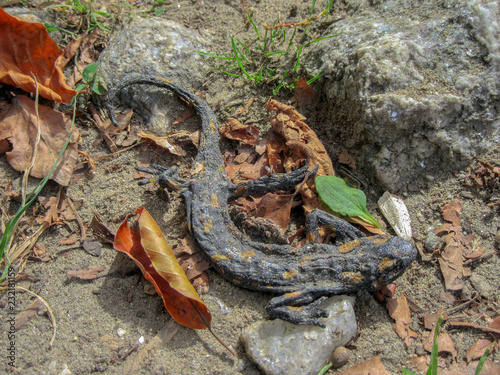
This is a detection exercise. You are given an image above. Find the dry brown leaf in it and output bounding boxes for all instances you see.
[138,131,186,156]
[467,360,500,375]
[254,193,295,233]
[222,118,260,145]
[0,95,79,186]
[335,356,390,375]
[67,266,105,280]
[291,77,315,108]
[387,295,418,347]
[442,200,462,228]
[423,331,457,357]
[15,298,46,330]
[467,339,493,362]
[439,234,465,291]
[423,309,448,330]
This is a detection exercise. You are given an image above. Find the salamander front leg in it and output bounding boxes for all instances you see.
[135,164,189,200]
[229,164,319,198]
[266,289,330,327]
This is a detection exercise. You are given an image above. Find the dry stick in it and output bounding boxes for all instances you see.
[0,285,57,346]
[66,196,86,240]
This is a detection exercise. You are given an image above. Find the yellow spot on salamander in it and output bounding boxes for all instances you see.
[378,257,394,272]
[301,256,313,262]
[210,121,217,133]
[240,250,255,258]
[192,162,204,175]
[338,239,361,253]
[211,254,231,262]
[283,269,298,279]
[284,291,302,298]
[157,77,173,84]
[266,285,274,289]
[203,219,213,233]
[288,306,302,311]
[372,236,389,244]
[210,193,218,207]
[233,185,248,197]
[341,272,364,285]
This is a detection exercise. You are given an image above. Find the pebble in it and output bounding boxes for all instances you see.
[330,346,351,369]
[241,296,357,375]
[424,231,443,253]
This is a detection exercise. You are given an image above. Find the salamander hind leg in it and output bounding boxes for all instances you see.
[265,289,330,328]
[306,209,365,245]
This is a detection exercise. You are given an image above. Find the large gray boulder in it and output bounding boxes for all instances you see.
[303,0,499,191]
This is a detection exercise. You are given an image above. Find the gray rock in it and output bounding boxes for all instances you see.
[98,17,211,133]
[99,17,210,88]
[241,296,356,375]
[424,231,443,253]
[303,0,500,191]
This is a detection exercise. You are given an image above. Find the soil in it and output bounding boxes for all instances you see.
[0,1,499,375]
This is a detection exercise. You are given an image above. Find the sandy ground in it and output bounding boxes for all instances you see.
[1,1,499,374]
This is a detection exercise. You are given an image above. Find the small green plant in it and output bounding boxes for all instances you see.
[315,175,382,229]
[74,62,107,96]
[197,3,336,95]
[48,0,112,32]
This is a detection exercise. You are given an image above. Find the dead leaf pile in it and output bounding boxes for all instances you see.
[434,200,485,291]
[464,158,500,190]
[222,99,336,239]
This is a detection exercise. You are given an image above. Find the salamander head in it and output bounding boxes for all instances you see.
[370,235,417,287]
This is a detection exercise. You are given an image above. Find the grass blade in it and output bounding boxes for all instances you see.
[248,12,261,40]
[475,343,493,375]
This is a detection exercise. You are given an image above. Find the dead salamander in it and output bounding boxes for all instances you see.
[108,76,417,327]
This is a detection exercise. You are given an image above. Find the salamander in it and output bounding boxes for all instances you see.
[107,76,417,327]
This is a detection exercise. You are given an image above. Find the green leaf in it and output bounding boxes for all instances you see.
[475,343,492,375]
[82,62,99,83]
[315,175,382,229]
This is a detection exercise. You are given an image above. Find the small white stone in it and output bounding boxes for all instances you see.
[138,336,144,344]
[117,328,126,338]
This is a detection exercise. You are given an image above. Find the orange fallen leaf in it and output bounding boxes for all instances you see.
[114,207,211,330]
[0,95,79,186]
[0,8,78,103]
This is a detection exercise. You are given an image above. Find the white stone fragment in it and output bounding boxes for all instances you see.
[378,191,412,241]
[241,296,357,375]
